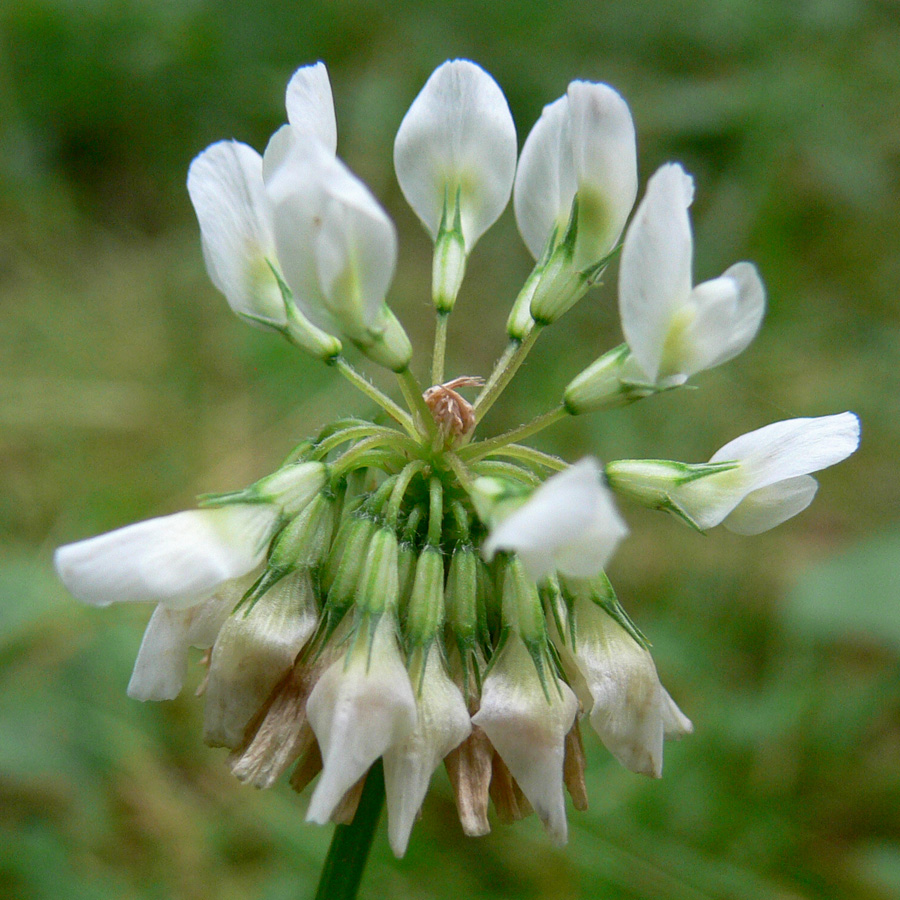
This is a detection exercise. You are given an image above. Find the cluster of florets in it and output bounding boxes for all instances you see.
[55,60,859,857]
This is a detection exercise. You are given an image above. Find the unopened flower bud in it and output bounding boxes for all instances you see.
[322,515,377,611]
[404,545,445,647]
[355,526,400,617]
[253,461,328,517]
[564,343,658,414]
[354,306,413,372]
[528,245,589,325]
[505,269,539,340]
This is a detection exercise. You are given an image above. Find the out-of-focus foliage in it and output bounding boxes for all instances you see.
[1,1,898,898]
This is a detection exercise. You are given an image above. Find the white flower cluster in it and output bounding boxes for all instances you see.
[55,59,859,857]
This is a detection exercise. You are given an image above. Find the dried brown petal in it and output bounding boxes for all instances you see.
[228,665,317,788]
[563,719,588,811]
[289,741,323,795]
[489,751,533,823]
[445,724,493,837]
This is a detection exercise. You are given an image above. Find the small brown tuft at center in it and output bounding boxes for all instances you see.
[423,376,484,440]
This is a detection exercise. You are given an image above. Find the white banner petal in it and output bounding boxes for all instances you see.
[619,163,695,382]
[203,570,318,748]
[472,634,577,845]
[383,649,471,857]
[567,81,638,268]
[187,141,285,326]
[394,60,517,251]
[514,96,576,260]
[306,618,416,824]
[710,412,861,493]
[285,61,337,153]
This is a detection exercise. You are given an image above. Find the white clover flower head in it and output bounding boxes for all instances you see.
[483,457,628,582]
[619,162,766,385]
[55,58,860,862]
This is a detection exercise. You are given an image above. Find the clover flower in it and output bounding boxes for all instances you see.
[55,58,859,867]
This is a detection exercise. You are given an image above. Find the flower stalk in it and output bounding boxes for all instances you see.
[313,761,386,900]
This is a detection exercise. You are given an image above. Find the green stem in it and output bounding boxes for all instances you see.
[330,434,407,482]
[444,452,475,495]
[479,443,568,472]
[385,460,426,528]
[470,459,541,486]
[313,761,385,900]
[395,367,437,439]
[313,424,410,461]
[472,325,543,425]
[460,404,567,461]
[333,357,417,438]
[431,311,449,386]
[473,340,517,412]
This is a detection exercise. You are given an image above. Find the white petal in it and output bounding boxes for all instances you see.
[394,60,517,251]
[514,96,576,260]
[660,688,693,739]
[127,588,236,701]
[262,124,297,183]
[306,618,416,824]
[187,141,285,326]
[722,474,819,535]
[677,262,765,376]
[54,504,279,610]
[203,570,318,748]
[567,594,673,777]
[266,140,331,324]
[619,163,695,383]
[268,142,396,337]
[709,412,861,494]
[314,168,398,331]
[127,605,192,701]
[472,634,577,845]
[383,649,471,857]
[285,62,337,153]
[483,458,628,581]
[566,81,638,268]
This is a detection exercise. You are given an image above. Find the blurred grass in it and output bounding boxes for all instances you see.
[1,1,899,898]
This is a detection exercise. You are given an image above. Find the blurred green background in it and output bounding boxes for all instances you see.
[1,1,898,898]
